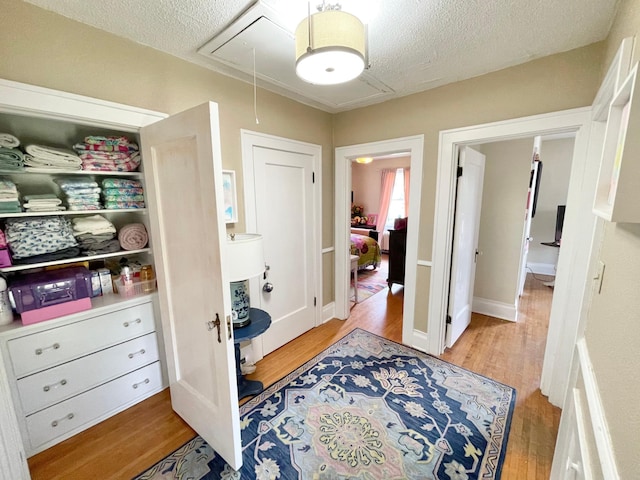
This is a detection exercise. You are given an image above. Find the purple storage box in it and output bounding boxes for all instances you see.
[0,248,11,268]
[9,267,92,314]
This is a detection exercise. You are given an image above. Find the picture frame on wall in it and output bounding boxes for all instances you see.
[366,214,378,226]
[222,170,238,224]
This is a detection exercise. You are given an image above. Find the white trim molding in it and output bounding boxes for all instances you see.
[322,247,335,254]
[411,329,429,353]
[417,260,433,267]
[322,302,336,323]
[551,338,619,479]
[526,262,556,276]
[472,297,517,322]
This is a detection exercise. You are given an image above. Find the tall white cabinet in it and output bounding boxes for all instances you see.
[0,79,168,472]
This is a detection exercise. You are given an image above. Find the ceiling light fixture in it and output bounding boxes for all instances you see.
[295,2,366,85]
[355,157,373,164]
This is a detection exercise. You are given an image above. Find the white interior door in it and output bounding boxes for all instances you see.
[518,137,542,296]
[447,146,486,348]
[246,140,318,356]
[141,102,242,470]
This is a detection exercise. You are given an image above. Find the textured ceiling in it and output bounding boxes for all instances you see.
[24,0,619,113]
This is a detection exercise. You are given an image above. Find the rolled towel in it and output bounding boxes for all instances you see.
[0,133,19,148]
[118,223,148,250]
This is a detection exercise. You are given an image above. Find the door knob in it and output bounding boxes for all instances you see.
[263,282,274,293]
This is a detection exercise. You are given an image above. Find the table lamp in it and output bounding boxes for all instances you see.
[227,233,265,328]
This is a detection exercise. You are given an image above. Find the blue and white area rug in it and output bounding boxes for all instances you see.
[134,328,515,480]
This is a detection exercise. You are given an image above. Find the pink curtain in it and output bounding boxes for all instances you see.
[403,167,410,216]
[376,169,396,232]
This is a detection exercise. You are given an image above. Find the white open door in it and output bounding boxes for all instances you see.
[447,146,486,348]
[518,137,542,296]
[141,102,242,469]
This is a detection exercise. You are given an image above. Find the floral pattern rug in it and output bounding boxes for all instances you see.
[134,329,515,480]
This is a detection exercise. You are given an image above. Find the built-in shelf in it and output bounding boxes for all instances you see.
[0,169,143,177]
[0,248,151,273]
[593,62,640,222]
[0,208,147,218]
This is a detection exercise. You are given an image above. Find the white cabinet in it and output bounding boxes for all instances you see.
[0,297,164,455]
[593,62,640,222]
[0,79,169,460]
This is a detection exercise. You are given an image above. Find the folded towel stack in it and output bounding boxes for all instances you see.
[24,145,82,171]
[22,193,65,213]
[0,228,12,267]
[0,134,25,172]
[118,223,148,250]
[0,178,21,213]
[74,136,141,172]
[71,215,120,255]
[55,178,102,211]
[5,216,78,261]
[101,178,145,209]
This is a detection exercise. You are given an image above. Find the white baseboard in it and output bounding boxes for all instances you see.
[526,262,556,276]
[411,329,429,353]
[322,302,336,323]
[472,297,517,322]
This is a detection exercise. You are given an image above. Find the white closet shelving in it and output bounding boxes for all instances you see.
[0,78,169,460]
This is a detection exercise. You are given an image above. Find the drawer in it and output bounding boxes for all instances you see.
[8,302,155,378]
[26,361,162,451]
[17,333,160,415]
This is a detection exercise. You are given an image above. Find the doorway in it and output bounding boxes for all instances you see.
[429,107,601,409]
[449,135,575,334]
[241,130,322,359]
[335,135,424,347]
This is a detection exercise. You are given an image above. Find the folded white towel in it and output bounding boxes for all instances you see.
[72,214,116,235]
[25,145,82,166]
[0,134,19,149]
[24,205,66,212]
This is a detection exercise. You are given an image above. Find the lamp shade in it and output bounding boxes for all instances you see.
[227,233,264,281]
[295,10,366,85]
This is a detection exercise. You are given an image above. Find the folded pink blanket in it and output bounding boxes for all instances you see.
[118,223,148,250]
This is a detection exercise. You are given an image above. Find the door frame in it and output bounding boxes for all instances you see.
[334,135,424,347]
[429,107,595,404]
[241,130,322,361]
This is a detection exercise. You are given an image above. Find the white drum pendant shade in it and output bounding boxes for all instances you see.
[295,10,366,85]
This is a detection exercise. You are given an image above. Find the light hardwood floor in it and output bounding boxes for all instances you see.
[27,272,558,479]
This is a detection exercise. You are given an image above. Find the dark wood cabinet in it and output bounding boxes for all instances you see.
[387,229,407,288]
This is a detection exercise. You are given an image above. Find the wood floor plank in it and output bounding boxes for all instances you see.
[27,270,558,479]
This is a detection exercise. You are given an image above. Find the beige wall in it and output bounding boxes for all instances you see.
[351,156,411,222]
[584,0,640,477]
[0,0,335,303]
[528,137,574,266]
[473,139,532,306]
[335,43,604,330]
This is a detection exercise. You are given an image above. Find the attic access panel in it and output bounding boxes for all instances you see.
[197,3,391,110]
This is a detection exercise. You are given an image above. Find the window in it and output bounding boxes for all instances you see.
[384,168,405,230]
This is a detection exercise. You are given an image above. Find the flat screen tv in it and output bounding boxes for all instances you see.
[555,205,566,244]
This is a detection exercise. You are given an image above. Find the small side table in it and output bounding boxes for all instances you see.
[350,254,359,303]
[233,308,271,400]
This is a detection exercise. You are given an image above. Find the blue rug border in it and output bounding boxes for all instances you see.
[133,327,517,479]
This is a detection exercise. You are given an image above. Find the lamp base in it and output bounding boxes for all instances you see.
[230,280,251,329]
[232,317,251,328]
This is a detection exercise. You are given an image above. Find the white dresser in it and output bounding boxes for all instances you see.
[0,294,165,456]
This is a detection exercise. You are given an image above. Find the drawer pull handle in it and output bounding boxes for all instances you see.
[35,343,60,355]
[132,378,150,389]
[128,349,146,359]
[51,413,74,428]
[43,379,67,392]
[123,318,142,328]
